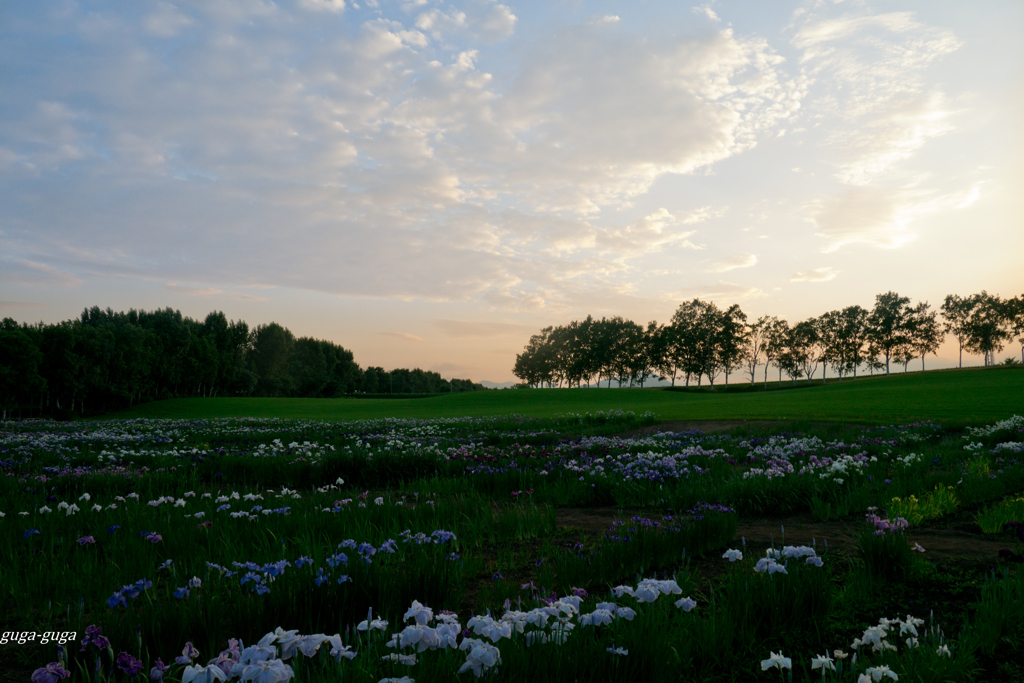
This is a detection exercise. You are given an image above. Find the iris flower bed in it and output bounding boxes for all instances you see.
[2,412,1023,681]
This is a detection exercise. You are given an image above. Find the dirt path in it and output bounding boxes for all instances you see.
[556,508,1011,564]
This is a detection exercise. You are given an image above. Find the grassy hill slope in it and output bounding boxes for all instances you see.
[102,366,1024,426]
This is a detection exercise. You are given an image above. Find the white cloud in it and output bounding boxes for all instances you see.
[791,9,962,186]
[693,5,720,22]
[142,2,194,37]
[299,0,346,13]
[709,253,757,272]
[165,283,269,301]
[0,259,82,288]
[415,8,468,38]
[807,184,981,252]
[476,3,517,41]
[831,93,955,186]
[673,281,767,302]
[0,1,993,324]
[791,267,837,282]
[487,26,803,213]
[596,208,704,257]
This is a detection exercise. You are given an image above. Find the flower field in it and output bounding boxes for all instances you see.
[4,411,1024,682]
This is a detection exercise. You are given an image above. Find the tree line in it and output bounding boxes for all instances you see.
[0,307,487,419]
[513,291,1024,389]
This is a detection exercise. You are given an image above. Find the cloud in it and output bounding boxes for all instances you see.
[164,283,269,301]
[673,281,766,302]
[0,259,82,288]
[596,208,708,257]
[807,184,980,252]
[475,3,517,41]
[142,2,195,37]
[432,319,535,338]
[693,5,720,22]
[791,8,962,185]
[299,0,346,13]
[490,26,803,213]
[791,267,838,282]
[381,331,424,342]
[709,253,757,272]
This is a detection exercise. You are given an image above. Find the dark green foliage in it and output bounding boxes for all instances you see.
[0,308,488,418]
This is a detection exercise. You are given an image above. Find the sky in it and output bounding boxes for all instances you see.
[2,0,1022,383]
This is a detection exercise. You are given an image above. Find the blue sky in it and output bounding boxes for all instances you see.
[2,0,1022,381]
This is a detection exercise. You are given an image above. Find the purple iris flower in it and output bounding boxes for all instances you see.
[80,625,110,651]
[24,529,41,538]
[31,662,70,683]
[175,642,199,665]
[149,659,169,681]
[116,652,144,677]
[77,536,96,546]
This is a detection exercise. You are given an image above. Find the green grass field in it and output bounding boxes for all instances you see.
[104,365,1024,425]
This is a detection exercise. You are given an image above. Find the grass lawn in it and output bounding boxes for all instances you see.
[104,365,1024,425]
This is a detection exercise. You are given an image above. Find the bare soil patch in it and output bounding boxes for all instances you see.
[556,508,1010,567]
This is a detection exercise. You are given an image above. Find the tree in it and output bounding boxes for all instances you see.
[940,294,976,369]
[669,299,736,387]
[592,317,622,388]
[867,291,913,376]
[612,320,644,387]
[763,318,789,387]
[290,337,330,396]
[249,323,296,396]
[203,312,252,396]
[513,328,556,388]
[718,305,748,388]
[0,320,46,419]
[776,329,804,385]
[653,321,681,386]
[816,310,845,382]
[839,305,869,378]
[668,303,702,387]
[908,302,942,372]
[632,321,663,388]
[39,322,85,415]
[1009,295,1024,365]
[790,318,822,383]
[744,316,771,387]
[965,292,1010,366]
